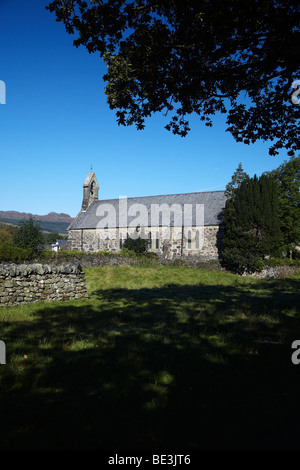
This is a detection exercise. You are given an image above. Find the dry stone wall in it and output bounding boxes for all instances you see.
[0,263,87,307]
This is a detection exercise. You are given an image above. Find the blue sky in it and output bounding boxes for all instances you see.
[0,0,291,218]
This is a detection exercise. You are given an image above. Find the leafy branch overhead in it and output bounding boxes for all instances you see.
[46,0,299,155]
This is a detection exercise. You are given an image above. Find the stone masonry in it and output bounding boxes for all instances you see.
[67,225,223,260]
[0,263,87,307]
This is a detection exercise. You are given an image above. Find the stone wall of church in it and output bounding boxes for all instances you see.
[67,225,223,260]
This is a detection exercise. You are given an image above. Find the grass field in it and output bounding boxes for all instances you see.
[0,265,299,450]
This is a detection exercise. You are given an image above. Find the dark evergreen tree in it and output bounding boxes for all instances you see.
[264,154,300,258]
[222,174,282,273]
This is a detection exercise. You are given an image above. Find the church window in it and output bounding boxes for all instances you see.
[196,231,200,249]
[187,231,192,249]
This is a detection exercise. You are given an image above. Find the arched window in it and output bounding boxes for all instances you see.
[90,181,94,197]
[187,230,192,249]
[196,230,200,249]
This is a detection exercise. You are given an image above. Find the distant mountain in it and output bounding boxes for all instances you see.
[0,211,74,235]
[0,211,73,224]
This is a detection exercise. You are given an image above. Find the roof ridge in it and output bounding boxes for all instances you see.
[93,190,225,202]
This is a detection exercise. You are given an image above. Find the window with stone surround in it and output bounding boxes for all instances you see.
[196,230,200,249]
[187,230,192,249]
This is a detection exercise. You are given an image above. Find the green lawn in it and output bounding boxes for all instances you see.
[0,265,299,450]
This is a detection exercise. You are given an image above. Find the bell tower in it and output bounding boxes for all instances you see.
[81,172,99,211]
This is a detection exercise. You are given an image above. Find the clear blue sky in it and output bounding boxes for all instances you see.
[0,0,290,218]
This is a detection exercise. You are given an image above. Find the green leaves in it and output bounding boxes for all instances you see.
[46,0,300,154]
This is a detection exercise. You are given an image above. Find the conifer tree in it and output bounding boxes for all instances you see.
[225,163,249,199]
[222,174,282,273]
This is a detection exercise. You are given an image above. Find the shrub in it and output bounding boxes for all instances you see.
[262,257,300,268]
[37,248,57,260]
[0,243,34,263]
[122,236,149,254]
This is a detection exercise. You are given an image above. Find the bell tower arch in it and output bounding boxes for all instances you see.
[81,172,99,211]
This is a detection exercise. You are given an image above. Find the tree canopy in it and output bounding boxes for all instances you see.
[13,217,44,254]
[46,0,299,155]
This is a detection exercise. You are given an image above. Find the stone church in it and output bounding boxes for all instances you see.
[67,172,227,260]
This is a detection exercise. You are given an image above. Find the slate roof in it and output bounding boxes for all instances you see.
[69,191,226,230]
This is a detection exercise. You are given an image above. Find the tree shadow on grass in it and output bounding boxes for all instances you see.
[0,278,299,450]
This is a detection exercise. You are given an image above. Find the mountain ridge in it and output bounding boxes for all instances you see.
[0,210,74,223]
